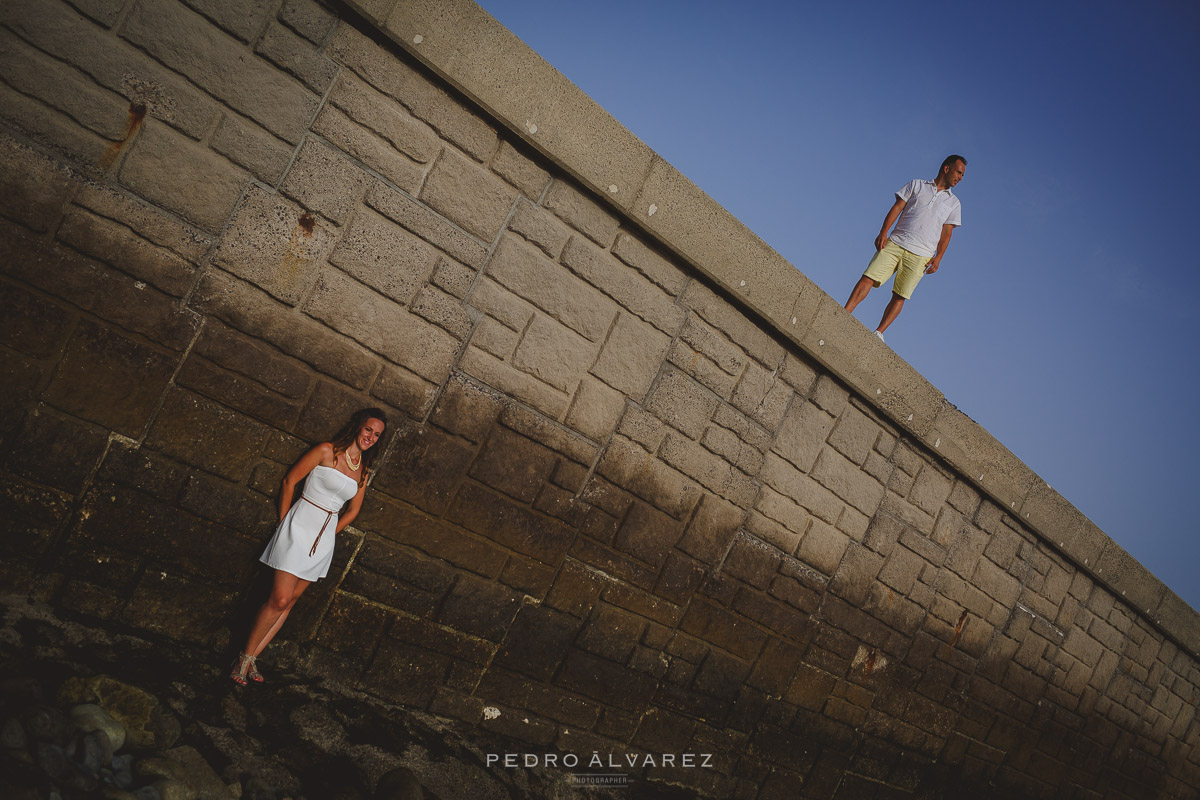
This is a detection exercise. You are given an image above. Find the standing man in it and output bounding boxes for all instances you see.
[845,155,966,342]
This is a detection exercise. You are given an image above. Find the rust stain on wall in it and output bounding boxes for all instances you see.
[99,103,146,169]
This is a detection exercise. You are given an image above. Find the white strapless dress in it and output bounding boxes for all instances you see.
[260,465,359,581]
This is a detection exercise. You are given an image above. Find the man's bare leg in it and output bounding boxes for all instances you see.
[845,276,875,312]
[876,293,906,333]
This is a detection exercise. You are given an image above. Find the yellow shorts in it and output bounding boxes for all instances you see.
[863,240,930,300]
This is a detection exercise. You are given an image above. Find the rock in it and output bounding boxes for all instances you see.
[155,778,200,800]
[1,716,27,749]
[243,775,277,800]
[79,729,116,775]
[134,786,163,800]
[102,789,141,800]
[59,676,180,749]
[374,767,423,800]
[36,741,99,792]
[71,703,128,751]
[136,755,190,783]
[112,753,135,788]
[23,704,71,744]
[165,745,230,800]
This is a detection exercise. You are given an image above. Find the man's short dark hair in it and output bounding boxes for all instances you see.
[940,154,967,172]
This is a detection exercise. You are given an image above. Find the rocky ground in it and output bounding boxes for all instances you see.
[0,595,643,800]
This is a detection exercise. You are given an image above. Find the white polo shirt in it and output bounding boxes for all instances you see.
[889,180,962,258]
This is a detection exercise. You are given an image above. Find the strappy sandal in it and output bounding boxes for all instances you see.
[230,652,254,685]
[247,655,264,683]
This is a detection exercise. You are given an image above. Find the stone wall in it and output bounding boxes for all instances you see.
[2,1,1199,797]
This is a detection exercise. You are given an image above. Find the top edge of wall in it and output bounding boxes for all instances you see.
[345,0,1200,654]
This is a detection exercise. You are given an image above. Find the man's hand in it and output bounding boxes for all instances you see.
[874,233,888,252]
[925,258,941,274]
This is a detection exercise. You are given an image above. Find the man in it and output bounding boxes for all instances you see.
[844,155,966,342]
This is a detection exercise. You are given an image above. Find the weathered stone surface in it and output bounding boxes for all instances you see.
[179,0,275,42]
[565,376,626,442]
[0,134,75,233]
[211,112,294,184]
[543,180,618,246]
[420,148,517,242]
[58,207,198,297]
[446,483,574,566]
[144,389,271,482]
[280,137,372,225]
[0,281,74,359]
[367,181,489,268]
[122,0,319,143]
[327,24,498,160]
[329,206,439,305]
[510,314,596,393]
[1,408,108,495]
[646,367,718,440]
[0,79,108,166]
[492,139,550,198]
[590,312,670,402]
[119,120,247,232]
[255,21,338,93]
[507,198,570,258]
[43,320,178,437]
[189,270,377,388]
[312,105,425,194]
[305,268,460,382]
[72,182,214,263]
[561,236,685,334]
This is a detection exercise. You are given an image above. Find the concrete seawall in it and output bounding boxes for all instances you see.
[1,0,1197,796]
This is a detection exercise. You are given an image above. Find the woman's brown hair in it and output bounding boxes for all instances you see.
[329,407,388,484]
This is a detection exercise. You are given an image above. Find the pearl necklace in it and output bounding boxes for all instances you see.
[344,449,361,471]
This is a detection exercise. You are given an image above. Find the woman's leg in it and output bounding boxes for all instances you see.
[243,570,311,658]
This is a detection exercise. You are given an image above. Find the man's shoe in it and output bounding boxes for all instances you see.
[874,331,885,343]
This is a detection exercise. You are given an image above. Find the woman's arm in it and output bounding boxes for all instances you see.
[278,442,334,521]
[335,481,369,533]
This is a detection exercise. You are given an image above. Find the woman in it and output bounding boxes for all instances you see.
[231,408,388,684]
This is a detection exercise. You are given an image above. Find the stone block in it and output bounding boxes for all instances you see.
[2,408,106,495]
[610,501,682,568]
[811,447,885,516]
[909,464,954,517]
[730,361,792,433]
[660,433,757,508]
[492,139,550,198]
[612,232,688,295]
[541,180,620,246]
[305,268,459,382]
[72,182,213,263]
[798,518,851,576]
[591,312,671,401]
[458,345,569,420]
[772,400,834,473]
[368,422,474,515]
[175,355,303,427]
[722,534,782,590]
[43,319,177,437]
[507,197,570,258]
[180,0,275,42]
[144,388,271,482]
[578,603,647,663]
[469,425,557,504]
[680,599,767,662]
[0,27,130,141]
[555,649,657,712]
[189,270,377,388]
[878,545,928,596]
[561,236,685,334]
[446,483,573,566]
[421,148,517,242]
[0,282,74,359]
[1092,541,1166,617]
[192,320,311,399]
[829,543,885,606]
[329,206,439,305]
[119,119,247,232]
[751,489,806,551]
[672,493,740,565]
[211,184,336,304]
[255,21,338,93]
[828,405,882,467]
[58,207,198,297]
[493,604,580,679]
[511,313,598,392]
[702,423,765,476]
[679,283,788,372]
[486,233,617,341]
[312,106,424,194]
[565,376,626,442]
[428,375,503,443]
[280,137,372,225]
[7,0,221,139]
[367,181,488,267]
[362,637,448,707]
[645,367,718,440]
[680,315,747,377]
[0,133,75,233]
[438,573,524,641]
[0,474,71,562]
[668,339,740,400]
[120,571,235,644]
[759,453,845,525]
[328,23,498,160]
[123,0,319,142]
[327,71,438,163]
[280,0,337,44]
[926,402,1036,515]
[431,256,477,299]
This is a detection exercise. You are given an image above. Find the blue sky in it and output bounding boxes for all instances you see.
[476,1,1200,611]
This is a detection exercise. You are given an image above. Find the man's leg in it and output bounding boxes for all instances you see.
[876,292,906,333]
[845,275,875,312]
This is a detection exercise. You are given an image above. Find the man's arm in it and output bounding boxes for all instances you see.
[874,197,906,251]
[924,224,955,273]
